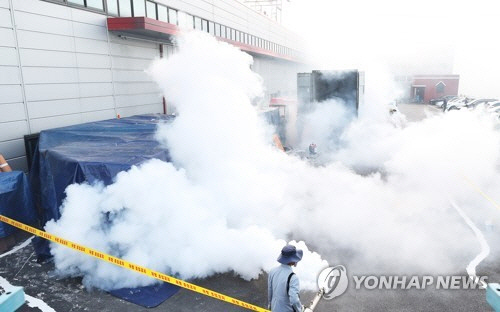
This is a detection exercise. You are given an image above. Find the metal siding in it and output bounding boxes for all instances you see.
[0,85,23,104]
[114,82,160,95]
[0,102,25,122]
[14,10,73,36]
[79,82,113,97]
[27,98,80,119]
[0,7,11,27]
[0,66,20,84]
[7,156,27,172]
[72,22,108,41]
[17,30,75,52]
[75,37,109,54]
[30,113,82,133]
[78,68,112,83]
[81,109,116,122]
[80,96,115,112]
[22,67,79,84]
[24,83,79,101]
[114,93,162,107]
[0,120,29,141]
[19,49,77,67]
[69,6,106,26]
[0,28,16,47]
[13,0,71,19]
[110,42,159,59]
[76,53,111,68]
[0,0,9,9]
[112,56,153,70]
[0,47,17,65]
[116,103,162,117]
[112,69,152,82]
[0,139,25,159]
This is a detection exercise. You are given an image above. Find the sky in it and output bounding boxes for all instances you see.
[281,0,500,98]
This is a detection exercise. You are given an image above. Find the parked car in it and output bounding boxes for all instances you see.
[429,95,457,106]
[466,98,498,109]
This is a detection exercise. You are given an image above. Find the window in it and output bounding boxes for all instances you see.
[86,0,103,10]
[194,16,202,30]
[132,0,145,17]
[157,5,167,22]
[208,21,215,35]
[107,0,118,15]
[118,0,131,16]
[168,8,177,25]
[231,28,235,40]
[201,19,208,32]
[178,12,193,28]
[146,1,156,19]
[235,30,240,42]
[215,23,221,37]
[436,81,445,93]
[68,0,84,5]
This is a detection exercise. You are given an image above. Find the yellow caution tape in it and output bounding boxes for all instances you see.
[0,214,269,312]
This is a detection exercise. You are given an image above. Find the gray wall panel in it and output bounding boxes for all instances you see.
[116,103,162,117]
[0,66,20,84]
[27,98,80,118]
[13,0,71,19]
[79,82,113,97]
[0,85,23,104]
[24,83,79,101]
[0,7,11,27]
[114,82,160,95]
[75,37,109,54]
[0,102,25,122]
[0,0,9,9]
[17,30,75,51]
[0,47,21,66]
[78,68,112,83]
[22,67,79,84]
[30,113,81,133]
[0,120,28,141]
[81,109,116,122]
[14,10,73,36]
[19,49,77,67]
[0,139,25,159]
[6,156,27,172]
[114,93,162,107]
[0,28,15,47]
[80,96,114,112]
[72,22,107,41]
[76,53,111,68]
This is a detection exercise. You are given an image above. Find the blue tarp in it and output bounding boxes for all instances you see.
[109,283,180,308]
[29,114,180,308]
[30,114,174,255]
[0,171,36,237]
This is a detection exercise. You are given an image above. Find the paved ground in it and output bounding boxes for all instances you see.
[1,103,498,311]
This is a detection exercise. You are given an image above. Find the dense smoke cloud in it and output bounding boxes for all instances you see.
[45,32,499,294]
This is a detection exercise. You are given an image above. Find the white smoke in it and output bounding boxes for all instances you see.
[46,31,500,295]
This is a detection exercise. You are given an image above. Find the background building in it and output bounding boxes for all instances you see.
[0,0,306,171]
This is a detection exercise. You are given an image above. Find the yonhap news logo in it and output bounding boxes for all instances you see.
[317,265,488,300]
[317,265,349,299]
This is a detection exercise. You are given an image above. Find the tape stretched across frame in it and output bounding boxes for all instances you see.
[0,215,270,312]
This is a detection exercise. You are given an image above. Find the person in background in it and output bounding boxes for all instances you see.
[0,154,12,172]
[268,244,304,312]
[308,143,317,155]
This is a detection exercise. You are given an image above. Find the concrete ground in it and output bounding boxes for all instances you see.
[1,103,498,312]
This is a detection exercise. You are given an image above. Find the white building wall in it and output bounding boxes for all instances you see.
[0,0,164,171]
[0,0,304,171]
